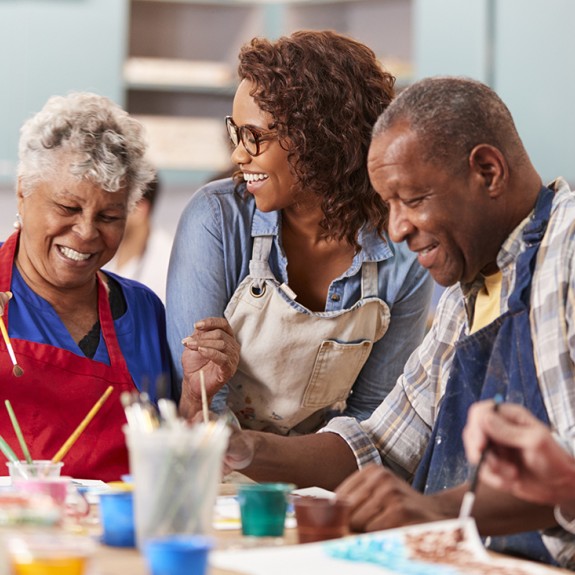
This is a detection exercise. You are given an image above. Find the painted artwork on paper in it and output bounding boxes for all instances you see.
[210,518,560,575]
[325,520,556,575]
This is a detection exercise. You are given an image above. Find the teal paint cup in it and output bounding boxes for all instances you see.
[237,482,295,537]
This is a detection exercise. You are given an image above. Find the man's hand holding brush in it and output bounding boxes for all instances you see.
[463,400,575,508]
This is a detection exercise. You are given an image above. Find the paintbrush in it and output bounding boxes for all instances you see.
[51,385,114,463]
[199,369,209,424]
[5,400,32,464]
[459,393,504,520]
[0,433,30,479]
[0,316,23,377]
[0,434,19,465]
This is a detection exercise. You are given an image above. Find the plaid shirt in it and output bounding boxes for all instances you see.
[322,177,575,567]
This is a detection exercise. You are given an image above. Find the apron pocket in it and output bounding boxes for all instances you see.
[301,339,373,409]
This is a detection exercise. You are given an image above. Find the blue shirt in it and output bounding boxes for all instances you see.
[8,265,174,402]
[166,178,433,421]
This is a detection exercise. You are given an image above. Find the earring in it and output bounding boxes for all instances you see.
[13,213,21,230]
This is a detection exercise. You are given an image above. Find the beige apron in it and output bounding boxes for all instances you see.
[224,235,390,435]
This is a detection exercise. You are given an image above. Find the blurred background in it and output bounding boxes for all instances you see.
[0,0,573,243]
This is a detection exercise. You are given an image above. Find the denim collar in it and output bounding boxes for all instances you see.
[251,207,394,276]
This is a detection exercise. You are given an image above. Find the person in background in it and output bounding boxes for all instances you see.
[222,76,575,568]
[105,176,173,303]
[464,400,575,537]
[0,92,216,482]
[167,30,433,434]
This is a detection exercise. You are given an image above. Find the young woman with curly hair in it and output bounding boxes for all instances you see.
[167,30,433,435]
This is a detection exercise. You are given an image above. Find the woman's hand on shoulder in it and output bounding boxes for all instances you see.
[179,317,240,420]
[0,291,12,315]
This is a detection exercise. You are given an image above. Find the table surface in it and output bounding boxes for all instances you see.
[90,480,572,575]
[92,478,297,575]
[93,528,298,575]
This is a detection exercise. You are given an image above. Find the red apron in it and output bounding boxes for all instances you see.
[0,232,135,481]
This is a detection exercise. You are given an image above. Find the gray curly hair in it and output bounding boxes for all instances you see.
[17,92,155,209]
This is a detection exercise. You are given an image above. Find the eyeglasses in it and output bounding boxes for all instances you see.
[225,116,276,157]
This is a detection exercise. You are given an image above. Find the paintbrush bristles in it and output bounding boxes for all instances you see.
[459,394,505,521]
[0,316,24,377]
[459,491,476,520]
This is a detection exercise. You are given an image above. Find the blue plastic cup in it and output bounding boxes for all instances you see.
[144,535,213,575]
[99,491,135,547]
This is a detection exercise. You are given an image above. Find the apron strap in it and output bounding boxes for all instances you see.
[361,261,378,299]
[249,236,276,288]
[250,235,379,300]
[96,273,132,377]
[508,185,555,311]
[0,232,20,323]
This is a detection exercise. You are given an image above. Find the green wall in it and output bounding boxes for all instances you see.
[414,0,575,184]
[0,0,128,185]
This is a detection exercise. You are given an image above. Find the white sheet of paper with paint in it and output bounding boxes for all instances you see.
[210,519,559,575]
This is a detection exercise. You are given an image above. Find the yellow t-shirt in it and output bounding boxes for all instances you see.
[470,271,503,334]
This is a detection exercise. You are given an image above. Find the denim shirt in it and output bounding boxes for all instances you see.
[166,178,433,421]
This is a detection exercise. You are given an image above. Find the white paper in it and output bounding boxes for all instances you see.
[292,486,335,499]
[0,477,108,489]
[210,519,559,575]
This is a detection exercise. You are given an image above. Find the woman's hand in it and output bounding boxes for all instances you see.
[463,401,575,507]
[0,291,12,315]
[179,317,240,420]
[222,420,255,476]
[187,407,252,477]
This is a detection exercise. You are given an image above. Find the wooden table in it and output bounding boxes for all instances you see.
[90,480,573,575]
[92,521,575,575]
[92,479,297,575]
[93,527,298,575]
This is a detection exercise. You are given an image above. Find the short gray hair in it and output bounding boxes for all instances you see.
[373,76,528,174]
[18,92,154,208]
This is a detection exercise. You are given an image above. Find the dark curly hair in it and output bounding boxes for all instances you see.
[236,30,395,250]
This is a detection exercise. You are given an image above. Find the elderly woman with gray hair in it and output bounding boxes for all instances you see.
[0,92,177,481]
